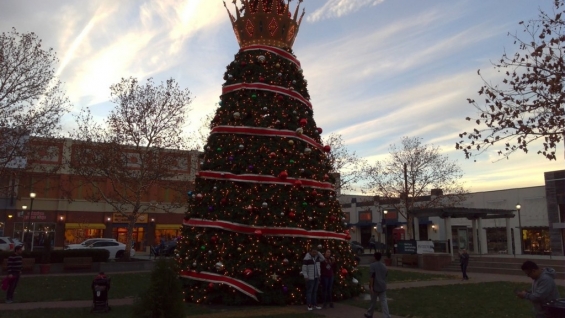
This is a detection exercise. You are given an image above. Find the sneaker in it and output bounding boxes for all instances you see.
[330,303,334,308]
[308,305,313,311]
[315,305,322,310]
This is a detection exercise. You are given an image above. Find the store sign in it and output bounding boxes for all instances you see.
[396,240,417,254]
[23,211,47,220]
[417,241,435,254]
[112,213,148,223]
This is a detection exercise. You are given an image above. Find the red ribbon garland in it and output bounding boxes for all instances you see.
[179,270,263,301]
[184,218,349,241]
[197,171,334,190]
[210,126,323,151]
[222,82,312,109]
[241,45,301,68]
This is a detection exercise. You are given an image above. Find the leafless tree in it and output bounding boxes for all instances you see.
[322,133,366,195]
[456,1,565,161]
[66,77,194,260]
[364,137,468,239]
[0,28,70,198]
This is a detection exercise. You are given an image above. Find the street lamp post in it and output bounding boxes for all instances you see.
[516,203,523,254]
[21,205,27,242]
[383,210,388,250]
[26,192,36,251]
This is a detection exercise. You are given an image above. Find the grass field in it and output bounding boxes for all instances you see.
[345,282,565,318]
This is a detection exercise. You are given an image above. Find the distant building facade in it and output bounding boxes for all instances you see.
[0,138,199,252]
[340,169,565,256]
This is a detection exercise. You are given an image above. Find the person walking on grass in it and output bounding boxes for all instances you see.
[365,252,391,318]
[5,245,23,304]
[459,248,469,280]
[301,246,325,311]
[517,260,560,318]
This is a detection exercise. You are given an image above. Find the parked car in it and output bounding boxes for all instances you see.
[349,241,364,255]
[0,237,15,252]
[64,238,117,250]
[66,239,135,259]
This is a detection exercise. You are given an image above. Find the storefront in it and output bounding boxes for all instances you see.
[64,223,106,244]
[154,224,182,245]
[522,227,551,255]
[111,213,148,251]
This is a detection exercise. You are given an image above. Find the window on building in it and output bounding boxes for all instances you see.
[359,211,371,222]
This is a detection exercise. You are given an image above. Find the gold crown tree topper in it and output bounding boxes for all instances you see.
[224,0,305,49]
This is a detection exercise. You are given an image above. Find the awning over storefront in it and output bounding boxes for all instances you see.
[155,224,182,230]
[65,223,106,230]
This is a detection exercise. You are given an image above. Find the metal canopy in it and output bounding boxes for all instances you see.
[408,207,516,220]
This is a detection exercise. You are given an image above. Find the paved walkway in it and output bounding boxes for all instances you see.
[1,267,560,317]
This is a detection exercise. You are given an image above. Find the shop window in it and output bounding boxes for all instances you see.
[112,227,146,251]
[155,230,180,246]
[359,211,371,222]
[65,228,104,244]
[486,228,507,253]
[522,228,551,255]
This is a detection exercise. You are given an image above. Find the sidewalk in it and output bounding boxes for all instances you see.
[0,268,557,316]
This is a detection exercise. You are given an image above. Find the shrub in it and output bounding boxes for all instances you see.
[132,259,185,318]
[0,249,110,263]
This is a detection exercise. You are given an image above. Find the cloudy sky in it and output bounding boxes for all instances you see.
[1,0,562,194]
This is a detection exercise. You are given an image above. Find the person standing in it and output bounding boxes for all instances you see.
[459,248,469,280]
[320,249,336,308]
[517,260,560,318]
[5,245,23,304]
[369,236,377,253]
[301,247,325,311]
[365,252,391,318]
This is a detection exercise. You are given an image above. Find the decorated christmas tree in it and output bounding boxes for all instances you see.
[176,0,362,305]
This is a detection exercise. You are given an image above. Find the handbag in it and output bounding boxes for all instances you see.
[1,276,11,291]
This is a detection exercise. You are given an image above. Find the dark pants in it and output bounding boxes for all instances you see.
[369,243,376,252]
[305,278,319,306]
[461,263,468,279]
[6,273,20,301]
[321,276,334,304]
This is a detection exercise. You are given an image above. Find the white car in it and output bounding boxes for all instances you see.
[86,241,136,259]
[65,238,117,250]
[0,237,15,252]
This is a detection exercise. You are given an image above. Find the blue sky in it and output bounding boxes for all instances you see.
[1,0,562,193]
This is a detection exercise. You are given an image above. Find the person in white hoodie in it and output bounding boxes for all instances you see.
[301,247,325,311]
[517,260,561,318]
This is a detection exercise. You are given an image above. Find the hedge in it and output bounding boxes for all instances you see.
[0,249,110,263]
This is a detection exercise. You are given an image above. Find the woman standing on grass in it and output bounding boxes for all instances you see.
[320,249,336,308]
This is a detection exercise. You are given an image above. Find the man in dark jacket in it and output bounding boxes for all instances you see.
[517,260,561,318]
[459,248,469,280]
[5,245,23,303]
[364,252,391,318]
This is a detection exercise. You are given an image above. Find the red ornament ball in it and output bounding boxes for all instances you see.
[220,198,228,205]
[341,268,348,276]
[294,180,302,187]
[208,282,215,289]
[196,193,203,200]
[323,145,331,152]
[330,215,336,221]
[278,170,288,179]
[311,190,318,197]
[254,230,263,236]
[277,95,284,101]
[244,268,253,276]
[299,118,307,127]
[317,127,323,134]
[289,211,296,218]
[211,236,218,243]
[269,152,277,158]
[323,174,329,181]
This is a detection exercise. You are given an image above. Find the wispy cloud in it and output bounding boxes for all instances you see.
[307,0,385,22]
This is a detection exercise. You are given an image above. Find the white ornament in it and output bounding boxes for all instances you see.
[263,107,268,111]
[304,148,312,155]
[277,72,282,77]
[215,262,224,270]
[317,244,323,249]
[308,217,313,221]
[292,80,296,84]
[283,258,289,264]
[258,55,266,62]
[296,128,303,135]
[228,74,233,79]
[262,202,268,208]
[280,212,285,216]
[192,262,197,267]
[233,112,241,119]
[239,144,244,150]
[352,278,359,284]
[208,250,212,254]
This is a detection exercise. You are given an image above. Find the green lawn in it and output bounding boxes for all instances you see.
[14,273,150,302]
[357,266,455,286]
[345,282,565,318]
